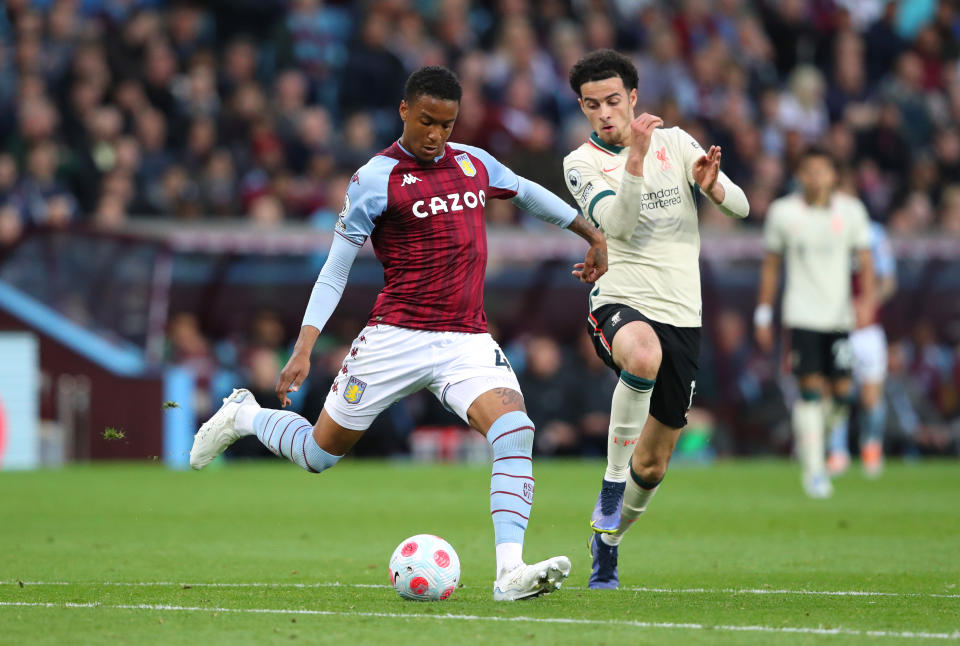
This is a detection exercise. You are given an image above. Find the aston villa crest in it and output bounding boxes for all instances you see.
[343,375,367,404]
[455,153,477,177]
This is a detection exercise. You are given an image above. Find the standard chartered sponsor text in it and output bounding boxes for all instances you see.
[640,186,682,210]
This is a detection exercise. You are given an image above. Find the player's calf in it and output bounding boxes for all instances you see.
[250,407,342,473]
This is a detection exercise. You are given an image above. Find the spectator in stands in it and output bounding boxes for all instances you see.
[520,335,580,456]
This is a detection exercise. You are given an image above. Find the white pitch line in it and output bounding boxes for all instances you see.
[6,581,960,599]
[0,601,957,641]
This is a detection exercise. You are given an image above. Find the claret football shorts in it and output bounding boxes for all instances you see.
[324,323,521,430]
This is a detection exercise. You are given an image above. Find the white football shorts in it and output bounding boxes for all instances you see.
[323,323,521,430]
[851,323,887,384]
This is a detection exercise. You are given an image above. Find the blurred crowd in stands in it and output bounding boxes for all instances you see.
[5,0,960,245]
[4,0,960,457]
[165,304,960,459]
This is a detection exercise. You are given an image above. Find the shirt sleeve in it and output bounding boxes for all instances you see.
[675,127,749,219]
[334,156,394,245]
[301,234,361,331]
[447,142,519,199]
[511,176,577,228]
[561,151,637,238]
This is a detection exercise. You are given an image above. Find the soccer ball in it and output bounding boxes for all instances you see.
[388,534,460,601]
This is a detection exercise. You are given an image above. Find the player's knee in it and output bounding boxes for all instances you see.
[620,344,661,380]
[302,439,343,474]
[631,453,667,487]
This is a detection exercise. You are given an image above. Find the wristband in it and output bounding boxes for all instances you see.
[754,304,773,327]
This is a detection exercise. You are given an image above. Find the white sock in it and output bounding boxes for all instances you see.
[794,400,825,477]
[234,402,261,436]
[605,374,653,482]
[602,475,659,546]
[496,542,523,577]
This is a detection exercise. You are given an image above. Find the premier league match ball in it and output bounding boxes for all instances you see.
[388,534,460,601]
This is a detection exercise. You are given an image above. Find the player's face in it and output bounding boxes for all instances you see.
[797,156,837,200]
[399,96,459,163]
[578,77,638,147]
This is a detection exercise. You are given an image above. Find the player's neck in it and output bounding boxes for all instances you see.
[803,191,831,208]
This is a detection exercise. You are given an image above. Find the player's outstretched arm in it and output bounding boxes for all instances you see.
[275,234,361,407]
[755,252,781,353]
[508,175,607,282]
[566,213,607,283]
[688,142,749,220]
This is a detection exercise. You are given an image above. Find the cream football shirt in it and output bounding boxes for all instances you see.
[763,192,871,332]
[563,127,748,328]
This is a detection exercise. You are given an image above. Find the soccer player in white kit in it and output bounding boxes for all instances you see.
[562,50,750,589]
[756,147,875,498]
[827,220,897,478]
[188,66,609,601]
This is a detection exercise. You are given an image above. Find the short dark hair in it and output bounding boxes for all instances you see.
[404,66,462,104]
[569,49,639,97]
[798,146,836,169]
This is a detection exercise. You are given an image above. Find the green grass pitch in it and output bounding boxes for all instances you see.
[1,459,958,645]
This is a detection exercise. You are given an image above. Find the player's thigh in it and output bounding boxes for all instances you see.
[647,324,700,430]
[323,324,433,435]
[791,329,829,391]
[611,320,662,378]
[312,408,364,456]
[588,304,662,377]
[426,332,523,434]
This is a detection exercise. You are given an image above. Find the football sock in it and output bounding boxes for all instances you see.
[253,409,341,473]
[604,371,654,482]
[486,410,535,576]
[828,415,849,456]
[602,462,661,546]
[860,400,887,444]
[235,402,260,436]
[794,396,826,478]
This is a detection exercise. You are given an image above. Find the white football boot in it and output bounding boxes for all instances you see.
[190,388,258,470]
[492,556,571,601]
[803,471,834,499]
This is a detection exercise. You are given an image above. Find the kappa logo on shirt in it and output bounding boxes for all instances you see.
[401,173,421,186]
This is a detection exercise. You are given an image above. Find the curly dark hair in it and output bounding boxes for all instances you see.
[404,66,462,104]
[568,49,639,97]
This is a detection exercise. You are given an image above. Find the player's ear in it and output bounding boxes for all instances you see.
[629,88,637,110]
[399,100,408,123]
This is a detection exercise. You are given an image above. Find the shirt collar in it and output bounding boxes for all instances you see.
[396,140,446,163]
[589,131,625,155]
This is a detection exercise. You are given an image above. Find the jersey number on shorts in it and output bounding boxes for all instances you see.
[494,349,513,372]
[832,339,853,370]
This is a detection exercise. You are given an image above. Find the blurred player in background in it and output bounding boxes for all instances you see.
[756,147,875,499]
[189,66,609,601]
[827,220,897,478]
[563,50,749,589]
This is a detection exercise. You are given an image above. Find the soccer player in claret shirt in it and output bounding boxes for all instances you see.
[562,50,749,589]
[189,66,608,601]
[756,147,875,498]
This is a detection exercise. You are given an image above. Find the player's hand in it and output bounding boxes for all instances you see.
[755,324,774,354]
[276,351,311,408]
[692,145,722,194]
[629,112,663,161]
[573,239,608,283]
